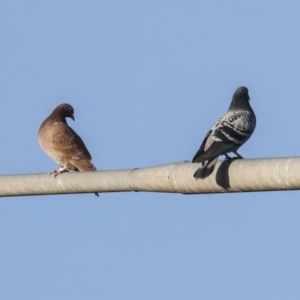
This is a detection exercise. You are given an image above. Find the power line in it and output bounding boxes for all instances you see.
[0,157,298,197]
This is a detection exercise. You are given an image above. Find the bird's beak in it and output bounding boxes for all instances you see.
[70,114,75,121]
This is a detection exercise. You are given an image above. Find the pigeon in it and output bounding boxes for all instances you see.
[38,103,99,196]
[192,86,256,179]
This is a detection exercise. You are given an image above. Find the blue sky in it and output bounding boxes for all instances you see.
[1,1,300,299]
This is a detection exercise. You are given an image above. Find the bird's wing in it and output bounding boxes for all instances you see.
[213,111,256,145]
[49,122,92,161]
[192,118,225,162]
[192,129,213,162]
[193,111,255,163]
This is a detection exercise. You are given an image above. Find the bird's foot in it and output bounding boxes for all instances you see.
[233,151,244,159]
[224,155,242,162]
[225,154,232,161]
[48,168,69,177]
[225,152,244,161]
[228,156,240,162]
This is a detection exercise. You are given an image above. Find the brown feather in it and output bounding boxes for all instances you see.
[38,104,98,196]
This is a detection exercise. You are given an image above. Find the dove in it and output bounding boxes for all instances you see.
[38,103,99,196]
[192,86,256,179]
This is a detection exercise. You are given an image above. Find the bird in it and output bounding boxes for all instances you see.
[38,103,99,196]
[192,86,256,179]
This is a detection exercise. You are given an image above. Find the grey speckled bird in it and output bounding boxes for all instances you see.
[192,86,256,179]
[38,103,99,196]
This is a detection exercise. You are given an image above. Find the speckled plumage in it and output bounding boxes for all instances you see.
[192,86,256,179]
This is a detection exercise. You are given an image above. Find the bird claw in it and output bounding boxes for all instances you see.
[232,151,244,159]
[228,156,241,162]
[225,152,244,161]
[48,168,69,177]
[224,155,243,162]
[225,154,232,161]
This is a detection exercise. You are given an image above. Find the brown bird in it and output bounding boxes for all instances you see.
[38,103,99,196]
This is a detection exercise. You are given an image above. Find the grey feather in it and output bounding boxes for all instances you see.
[192,86,256,179]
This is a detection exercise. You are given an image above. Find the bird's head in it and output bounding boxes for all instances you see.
[53,103,75,121]
[234,86,250,101]
[229,86,252,111]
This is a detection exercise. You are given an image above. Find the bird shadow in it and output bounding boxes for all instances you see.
[215,158,239,190]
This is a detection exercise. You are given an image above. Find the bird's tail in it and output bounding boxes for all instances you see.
[193,157,218,179]
[72,159,99,196]
[73,159,97,172]
[82,162,99,196]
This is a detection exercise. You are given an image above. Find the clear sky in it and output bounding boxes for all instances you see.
[0,1,300,299]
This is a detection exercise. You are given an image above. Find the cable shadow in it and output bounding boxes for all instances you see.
[215,159,236,190]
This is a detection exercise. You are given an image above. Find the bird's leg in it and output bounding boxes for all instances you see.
[48,167,69,177]
[224,153,232,161]
[233,151,244,159]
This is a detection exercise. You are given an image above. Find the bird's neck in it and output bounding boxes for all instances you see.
[228,99,253,113]
[49,114,67,124]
